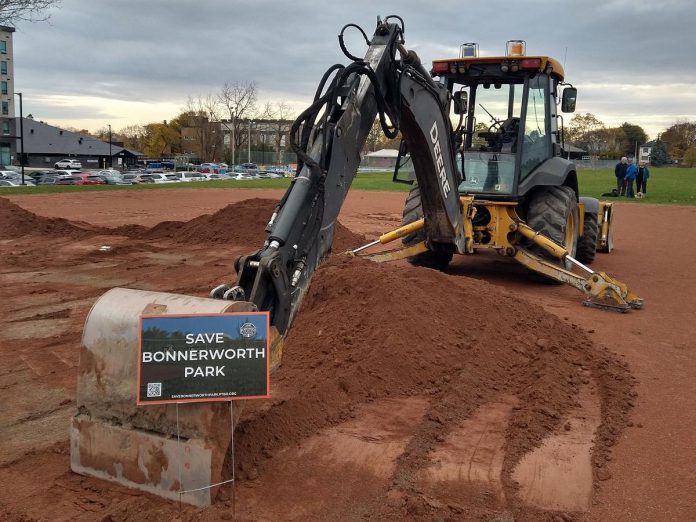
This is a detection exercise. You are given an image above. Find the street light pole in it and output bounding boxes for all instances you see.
[15,92,24,185]
[248,120,254,163]
[108,124,112,168]
[231,112,236,168]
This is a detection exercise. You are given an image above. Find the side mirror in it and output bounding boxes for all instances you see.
[561,87,577,113]
[453,90,468,115]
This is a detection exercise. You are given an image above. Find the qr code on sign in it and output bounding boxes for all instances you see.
[147,382,162,398]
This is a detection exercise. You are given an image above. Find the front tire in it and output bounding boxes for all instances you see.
[401,185,453,271]
[524,186,579,283]
[576,213,598,264]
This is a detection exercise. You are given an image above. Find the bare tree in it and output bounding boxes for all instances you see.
[218,81,257,164]
[183,94,223,161]
[0,0,61,25]
[258,101,294,163]
[119,124,147,152]
[364,118,382,154]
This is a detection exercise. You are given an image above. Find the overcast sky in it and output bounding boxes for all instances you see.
[10,0,695,139]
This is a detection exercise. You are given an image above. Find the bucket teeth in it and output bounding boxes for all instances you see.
[210,283,230,299]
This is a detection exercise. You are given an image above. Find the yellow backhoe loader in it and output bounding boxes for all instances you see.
[70,17,641,505]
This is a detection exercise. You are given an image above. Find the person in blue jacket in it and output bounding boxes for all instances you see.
[614,156,628,195]
[624,158,637,198]
[636,160,650,197]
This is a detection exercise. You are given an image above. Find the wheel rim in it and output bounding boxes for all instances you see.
[565,210,577,254]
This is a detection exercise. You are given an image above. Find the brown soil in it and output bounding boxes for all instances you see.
[229,255,632,521]
[113,197,364,252]
[0,196,363,253]
[0,196,99,239]
[1,188,694,521]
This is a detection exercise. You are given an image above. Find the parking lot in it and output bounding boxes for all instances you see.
[0,162,292,187]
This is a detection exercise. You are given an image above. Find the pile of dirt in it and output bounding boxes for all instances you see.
[115,198,366,251]
[229,256,634,521]
[0,197,98,239]
[1,196,364,253]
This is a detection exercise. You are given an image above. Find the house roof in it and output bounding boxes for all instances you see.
[640,140,657,147]
[14,118,142,157]
[364,148,399,158]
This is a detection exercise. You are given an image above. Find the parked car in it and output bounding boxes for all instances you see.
[1,171,39,183]
[0,179,35,187]
[198,163,227,174]
[54,159,82,169]
[122,173,155,184]
[234,163,259,174]
[0,169,18,179]
[54,169,83,178]
[146,173,180,183]
[30,170,63,183]
[55,174,106,186]
[92,170,131,185]
[171,171,207,182]
[37,176,60,186]
[266,166,291,177]
[202,173,230,180]
[233,173,258,180]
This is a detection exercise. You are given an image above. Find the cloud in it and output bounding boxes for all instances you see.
[10,0,695,137]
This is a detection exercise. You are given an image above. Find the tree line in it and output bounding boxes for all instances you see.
[566,113,696,167]
[67,82,294,162]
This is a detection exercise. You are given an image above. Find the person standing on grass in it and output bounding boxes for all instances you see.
[636,160,650,197]
[625,158,638,198]
[615,156,628,195]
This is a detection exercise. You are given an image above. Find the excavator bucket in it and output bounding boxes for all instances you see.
[70,288,281,506]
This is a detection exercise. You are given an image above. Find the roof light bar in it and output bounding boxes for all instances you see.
[460,43,479,58]
[432,61,449,74]
[506,39,526,57]
[520,58,542,69]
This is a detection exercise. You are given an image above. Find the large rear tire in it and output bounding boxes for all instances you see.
[524,186,579,283]
[401,185,453,271]
[576,213,598,264]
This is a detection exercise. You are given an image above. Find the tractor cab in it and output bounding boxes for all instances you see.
[431,41,577,198]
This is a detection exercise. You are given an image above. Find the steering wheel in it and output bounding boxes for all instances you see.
[487,118,504,133]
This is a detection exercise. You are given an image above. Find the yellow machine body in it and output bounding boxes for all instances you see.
[355,196,641,312]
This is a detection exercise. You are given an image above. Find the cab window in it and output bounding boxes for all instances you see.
[520,75,551,179]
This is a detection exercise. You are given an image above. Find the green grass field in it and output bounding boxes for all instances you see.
[3,167,695,205]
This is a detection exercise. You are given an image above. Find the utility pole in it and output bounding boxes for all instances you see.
[15,92,24,185]
[108,124,112,168]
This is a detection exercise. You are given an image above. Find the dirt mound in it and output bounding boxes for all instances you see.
[118,198,365,251]
[230,256,633,520]
[0,195,364,253]
[0,197,98,239]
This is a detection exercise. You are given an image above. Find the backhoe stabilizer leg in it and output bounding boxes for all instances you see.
[350,218,425,254]
[513,248,643,312]
[585,271,644,310]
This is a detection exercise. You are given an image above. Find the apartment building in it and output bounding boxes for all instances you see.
[0,25,15,166]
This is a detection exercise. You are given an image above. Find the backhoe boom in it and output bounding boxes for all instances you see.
[224,19,464,335]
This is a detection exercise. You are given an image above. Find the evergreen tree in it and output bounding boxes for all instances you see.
[650,139,668,166]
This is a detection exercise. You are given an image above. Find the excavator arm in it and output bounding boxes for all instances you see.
[215,18,464,335]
